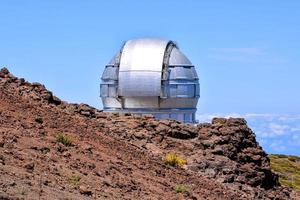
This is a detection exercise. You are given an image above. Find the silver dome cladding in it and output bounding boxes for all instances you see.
[107,53,120,66]
[169,48,193,66]
[118,39,169,97]
[100,38,200,123]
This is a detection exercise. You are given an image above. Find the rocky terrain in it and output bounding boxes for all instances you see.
[0,67,299,199]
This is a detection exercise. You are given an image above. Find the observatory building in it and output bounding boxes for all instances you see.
[100,38,200,123]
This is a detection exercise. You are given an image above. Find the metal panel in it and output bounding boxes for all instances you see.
[170,113,177,120]
[175,67,196,80]
[108,52,120,66]
[108,85,117,97]
[168,85,177,98]
[160,114,170,119]
[118,71,162,96]
[101,98,122,109]
[191,67,199,79]
[100,84,108,97]
[123,97,159,108]
[177,113,185,121]
[159,98,199,108]
[169,48,193,66]
[177,85,195,97]
[102,66,118,80]
[169,66,198,80]
[169,67,176,80]
[195,84,200,97]
[165,82,198,98]
[184,113,192,122]
[118,39,169,97]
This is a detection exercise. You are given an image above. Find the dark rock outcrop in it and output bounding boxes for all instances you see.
[196,118,279,189]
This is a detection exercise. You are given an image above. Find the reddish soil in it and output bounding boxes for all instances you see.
[0,68,299,200]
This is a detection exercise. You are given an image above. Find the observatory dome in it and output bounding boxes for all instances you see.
[100,38,200,123]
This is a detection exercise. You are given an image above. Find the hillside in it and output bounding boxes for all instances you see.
[269,154,300,190]
[0,67,299,199]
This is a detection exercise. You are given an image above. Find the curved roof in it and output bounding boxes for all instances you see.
[107,53,119,66]
[118,38,170,97]
[106,38,193,67]
[119,38,170,71]
[169,48,193,66]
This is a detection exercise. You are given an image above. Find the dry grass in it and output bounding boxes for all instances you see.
[174,184,188,193]
[269,154,300,190]
[68,175,81,187]
[56,133,73,147]
[164,153,187,167]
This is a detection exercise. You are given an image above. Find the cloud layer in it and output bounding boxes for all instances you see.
[209,47,286,64]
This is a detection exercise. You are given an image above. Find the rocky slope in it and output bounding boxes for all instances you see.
[0,67,299,199]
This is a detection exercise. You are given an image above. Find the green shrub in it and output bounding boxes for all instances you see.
[164,153,187,167]
[174,184,188,193]
[56,133,73,147]
[17,187,26,195]
[69,175,81,187]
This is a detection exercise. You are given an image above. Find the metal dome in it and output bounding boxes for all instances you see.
[100,38,200,123]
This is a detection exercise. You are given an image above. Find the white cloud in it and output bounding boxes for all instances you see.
[243,113,269,117]
[278,116,300,122]
[269,123,290,136]
[196,112,254,123]
[209,47,286,64]
[270,140,287,152]
[292,134,300,140]
[291,128,300,132]
[257,138,268,147]
[210,55,256,63]
[210,48,266,56]
[196,113,217,122]
[287,134,300,147]
[256,131,272,138]
[197,112,277,122]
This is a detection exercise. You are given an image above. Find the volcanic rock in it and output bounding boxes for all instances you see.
[0,67,298,200]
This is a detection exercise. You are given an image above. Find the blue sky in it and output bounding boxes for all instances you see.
[1,1,299,155]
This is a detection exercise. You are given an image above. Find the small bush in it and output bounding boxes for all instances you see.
[17,187,26,195]
[174,184,188,193]
[56,133,73,147]
[165,153,187,167]
[69,175,81,187]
